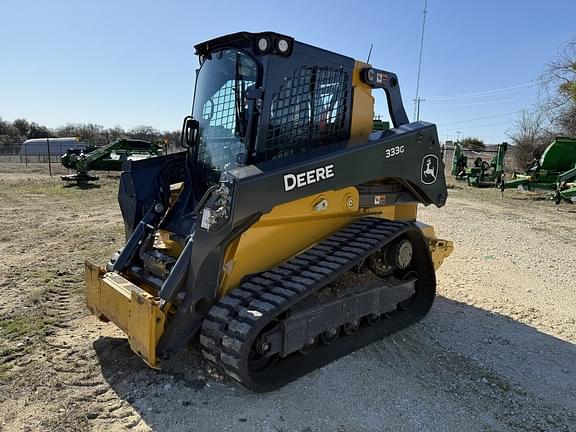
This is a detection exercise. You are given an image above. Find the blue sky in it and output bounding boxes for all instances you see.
[1,0,575,144]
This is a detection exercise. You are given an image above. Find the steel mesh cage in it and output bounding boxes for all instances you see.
[197,80,248,168]
[196,77,254,183]
[264,66,349,161]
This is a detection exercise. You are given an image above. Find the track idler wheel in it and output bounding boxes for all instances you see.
[320,327,340,345]
[248,346,279,372]
[366,312,382,325]
[369,237,413,277]
[248,322,280,372]
[343,319,360,335]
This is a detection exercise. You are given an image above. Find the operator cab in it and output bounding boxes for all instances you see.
[182,31,356,197]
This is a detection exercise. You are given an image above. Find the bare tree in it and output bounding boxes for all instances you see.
[105,125,127,142]
[13,118,30,136]
[0,118,20,145]
[0,116,181,152]
[461,137,485,151]
[129,125,161,141]
[539,36,576,136]
[28,122,54,139]
[56,123,105,143]
[506,109,552,170]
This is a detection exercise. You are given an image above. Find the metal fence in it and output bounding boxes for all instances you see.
[0,141,64,163]
[0,141,69,175]
[0,141,181,176]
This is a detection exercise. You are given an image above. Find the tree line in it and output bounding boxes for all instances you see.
[508,36,576,168]
[0,118,181,151]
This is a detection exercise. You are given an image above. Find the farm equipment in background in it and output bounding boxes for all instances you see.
[85,31,452,392]
[450,141,507,187]
[466,142,507,187]
[61,138,164,184]
[372,117,390,131]
[503,137,576,204]
[450,141,468,180]
[554,165,576,204]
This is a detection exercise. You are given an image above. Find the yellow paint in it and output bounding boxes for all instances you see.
[364,203,418,221]
[350,61,375,145]
[427,238,454,270]
[219,187,359,296]
[415,222,454,270]
[85,261,165,368]
[218,188,421,296]
[153,229,184,257]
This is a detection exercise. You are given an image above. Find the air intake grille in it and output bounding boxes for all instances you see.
[264,66,349,161]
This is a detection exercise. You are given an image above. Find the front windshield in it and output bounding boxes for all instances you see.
[192,48,258,184]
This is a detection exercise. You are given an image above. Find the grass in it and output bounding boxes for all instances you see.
[0,176,118,200]
[0,170,125,391]
[0,315,55,341]
[0,315,55,381]
[28,286,50,305]
[24,269,62,306]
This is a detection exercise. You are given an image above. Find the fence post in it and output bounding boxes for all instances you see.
[47,137,53,177]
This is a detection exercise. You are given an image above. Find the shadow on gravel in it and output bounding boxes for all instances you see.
[62,182,101,189]
[93,297,576,432]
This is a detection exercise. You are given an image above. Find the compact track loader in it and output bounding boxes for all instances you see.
[86,32,453,392]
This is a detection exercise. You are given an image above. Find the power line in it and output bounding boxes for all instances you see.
[413,0,428,121]
[425,82,536,101]
[438,110,521,126]
[441,135,507,140]
[431,98,521,106]
[441,120,513,132]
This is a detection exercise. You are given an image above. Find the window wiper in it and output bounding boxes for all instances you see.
[234,52,246,139]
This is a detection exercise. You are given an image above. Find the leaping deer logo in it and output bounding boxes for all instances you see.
[421,155,438,184]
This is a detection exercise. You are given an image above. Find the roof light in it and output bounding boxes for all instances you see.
[276,38,290,54]
[257,37,271,53]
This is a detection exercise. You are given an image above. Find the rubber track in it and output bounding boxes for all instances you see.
[199,217,433,392]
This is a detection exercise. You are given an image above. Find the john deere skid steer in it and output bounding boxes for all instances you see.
[86,32,453,392]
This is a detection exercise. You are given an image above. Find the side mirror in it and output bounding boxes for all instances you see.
[180,116,199,148]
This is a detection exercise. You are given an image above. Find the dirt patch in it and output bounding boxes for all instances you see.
[0,170,575,432]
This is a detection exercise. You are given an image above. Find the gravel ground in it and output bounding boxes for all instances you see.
[0,171,575,432]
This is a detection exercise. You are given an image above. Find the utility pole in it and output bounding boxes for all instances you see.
[413,0,428,121]
[456,131,461,142]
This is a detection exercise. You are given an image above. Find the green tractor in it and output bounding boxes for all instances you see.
[503,137,576,203]
[61,138,164,184]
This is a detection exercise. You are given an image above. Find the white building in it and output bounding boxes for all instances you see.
[20,137,91,156]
